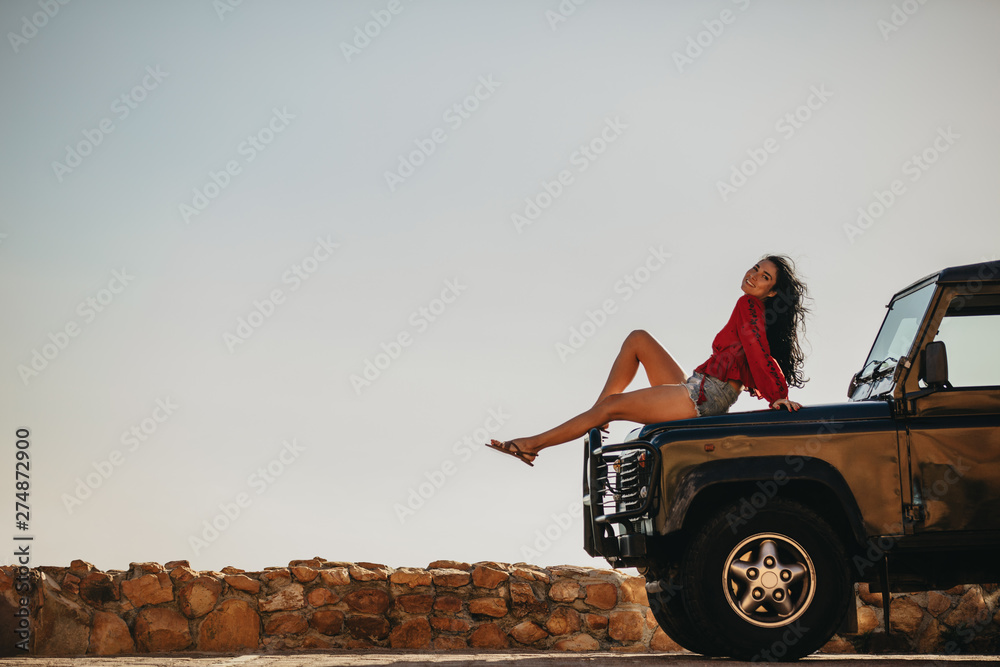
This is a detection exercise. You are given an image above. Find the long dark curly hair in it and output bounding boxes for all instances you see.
[762,254,809,388]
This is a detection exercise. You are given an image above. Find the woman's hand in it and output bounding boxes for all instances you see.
[770,398,801,411]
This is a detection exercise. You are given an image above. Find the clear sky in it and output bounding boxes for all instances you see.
[1,0,998,573]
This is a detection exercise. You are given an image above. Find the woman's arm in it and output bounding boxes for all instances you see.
[735,295,792,407]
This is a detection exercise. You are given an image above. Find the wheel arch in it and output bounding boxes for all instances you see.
[666,457,868,560]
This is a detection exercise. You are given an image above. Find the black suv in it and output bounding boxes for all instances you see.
[583,260,1000,660]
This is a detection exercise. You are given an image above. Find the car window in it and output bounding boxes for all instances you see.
[933,297,1000,387]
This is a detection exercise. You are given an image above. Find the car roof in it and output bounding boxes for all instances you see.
[892,260,1000,300]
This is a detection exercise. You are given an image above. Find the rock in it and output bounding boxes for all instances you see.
[511,566,550,582]
[434,595,462,612]
[221,566,244,574]
[260,570,292,589]
[260,583,305,612]
[645,608,658,628]
[511,620,548,644]
[349,564,388,581]
[178,576,222,618]
[289,558,326,568]
[472,565,509,589]
[307,588,339,607]
[320,568,350,587]
[264,613,308,635]
[586,582,618,610]
[927,591,952,617]
[134,608,191,652]
[121,572,173,607]
[390,617,432,649]
[310,609,345,635]
[390,567,432,588]
[168,567,197,583]
[944,587,989,628]
[344,588,391,614]
[430,616,470,633]
[858,582,883,606]
[290,566,318,583]
[889,596,924,636]
[857,605,879,634]
[89,611,134,655]
[620,577,648,605]
[609,610,645,642]
[550,581,581,602]
[554,633,600,651]
[650,627,682,651]
[197,599,260,652]
[819,635,855,654]
[586,614,609,631]
[128,562,165,576]
[428,560,470,570]
[395,594,434,614]
[510,581,547,616]
[345,615,391,641]
[469,597,507,617]
[79,572,118,607]
[918,619,943,653]
[61,574,80,596]
[469,622,508,648]
[431,568,471,588]
[434,636,468,649]
[225,574,261,594]
[35,575,90,656]
[546,606,582,635]
[164,560,190,570]
[69,560,96,576]
[301,636,334,649]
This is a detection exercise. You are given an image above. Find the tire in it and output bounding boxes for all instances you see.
[680,498,851,661]
[645,566,722,656]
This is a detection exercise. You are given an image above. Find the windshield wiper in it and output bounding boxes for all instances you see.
[858,356,898,382]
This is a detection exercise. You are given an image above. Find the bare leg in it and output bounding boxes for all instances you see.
[594,330,688,405]
[516,384,697,456]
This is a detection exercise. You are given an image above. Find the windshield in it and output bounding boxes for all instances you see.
[853,283,936,397]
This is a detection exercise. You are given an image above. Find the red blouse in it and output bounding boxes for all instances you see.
[693,294,789,405]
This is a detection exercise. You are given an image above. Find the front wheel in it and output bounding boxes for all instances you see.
[681,498,851,661]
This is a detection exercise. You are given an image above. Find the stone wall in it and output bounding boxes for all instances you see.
[1,559,997,656]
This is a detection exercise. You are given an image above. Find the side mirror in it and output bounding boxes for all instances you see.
[920,341,949,387]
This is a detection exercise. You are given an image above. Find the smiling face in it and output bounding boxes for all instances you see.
[741,259,780,301]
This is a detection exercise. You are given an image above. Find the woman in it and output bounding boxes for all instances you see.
[487,255,809,466]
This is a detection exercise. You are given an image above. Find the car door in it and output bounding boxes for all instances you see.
[904,289,1000,535]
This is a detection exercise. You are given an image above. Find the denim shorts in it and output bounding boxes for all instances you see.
[683,373,740,417]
